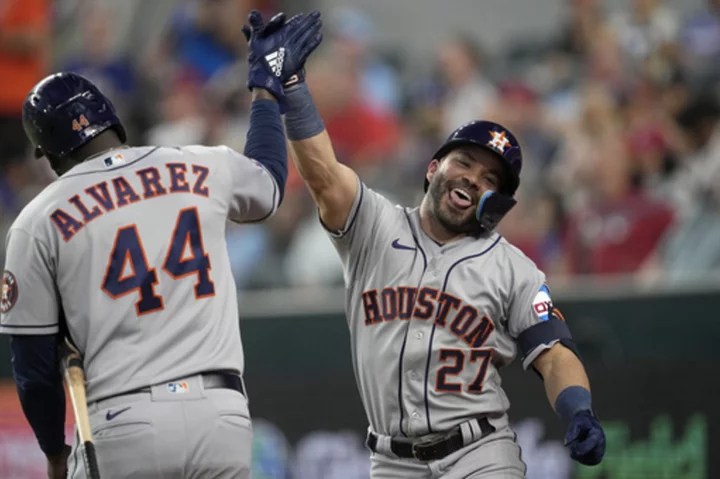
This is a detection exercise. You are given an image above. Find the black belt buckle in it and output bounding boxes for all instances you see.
[410,435,449,461]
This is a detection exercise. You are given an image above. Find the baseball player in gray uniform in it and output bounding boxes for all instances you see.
[261,11,606,477]
[0,11,322,479]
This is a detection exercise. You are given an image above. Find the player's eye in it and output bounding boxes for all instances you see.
[458,159,471,168]
[485,174,499,188]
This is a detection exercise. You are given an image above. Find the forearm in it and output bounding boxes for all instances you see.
[283,82,339,191]
[11,335,66,457]
[18,380,66,456]
[536,344,592,422]
[543,347,590,405]
[283,81,357,229]
[289,130,344,193]
[244,89,288,202]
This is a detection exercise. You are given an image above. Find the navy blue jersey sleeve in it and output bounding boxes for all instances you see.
[11,334,66,456]
[243,98,287,204]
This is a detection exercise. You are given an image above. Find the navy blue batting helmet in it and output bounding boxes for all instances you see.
[22,72,127,160]
[425,120,523,231]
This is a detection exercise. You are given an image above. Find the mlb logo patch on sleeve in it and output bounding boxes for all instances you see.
[532,284,553,321]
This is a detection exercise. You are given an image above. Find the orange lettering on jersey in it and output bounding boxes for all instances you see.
[191,165,210,197]
[434,292,462,327]
[166,163,190,193]
[85,182,116,212]
[50,208,84,242]
[361,290,381,325]
[413,287,438,320]
[112,176,141,207]
[136,167,168,199]
[68,194,102,223]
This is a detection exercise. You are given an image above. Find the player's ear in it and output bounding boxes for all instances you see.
[426,159,440,184]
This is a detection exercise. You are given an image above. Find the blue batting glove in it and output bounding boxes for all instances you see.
[241,10,323,112]
[564,410,606,466]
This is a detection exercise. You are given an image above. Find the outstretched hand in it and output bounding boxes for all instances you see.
[241,10,323,111]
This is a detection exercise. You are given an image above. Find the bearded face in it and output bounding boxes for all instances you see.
[425,146,506,237]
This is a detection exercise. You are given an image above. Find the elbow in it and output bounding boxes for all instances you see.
[300,162,342,198]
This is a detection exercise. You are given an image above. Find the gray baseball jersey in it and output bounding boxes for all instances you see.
[327,179,563,437]
[0,145,278,403]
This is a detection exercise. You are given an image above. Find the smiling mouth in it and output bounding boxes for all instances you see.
[448,188,474,209]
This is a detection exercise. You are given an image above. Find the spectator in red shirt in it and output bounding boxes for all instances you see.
[306,53,401,178]
[563,141,675,275]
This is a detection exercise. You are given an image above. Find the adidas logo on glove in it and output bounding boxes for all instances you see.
[265,48,285,77]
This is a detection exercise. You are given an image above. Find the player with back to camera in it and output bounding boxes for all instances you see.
[0,11,322,479]
[263,11,607,479]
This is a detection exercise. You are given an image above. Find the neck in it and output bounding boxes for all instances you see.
[419,197,465,245]
[70,130,124,163]
[53,132,125,176]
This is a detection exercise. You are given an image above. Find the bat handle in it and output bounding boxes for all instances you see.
[82,441,101,479]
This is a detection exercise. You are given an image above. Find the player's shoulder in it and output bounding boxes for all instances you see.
[493,235,542,273]
[175,144,245,160]
[361,181,407,213]
[8,180,66,236]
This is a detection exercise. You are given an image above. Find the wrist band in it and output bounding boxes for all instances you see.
[283,82,325,141]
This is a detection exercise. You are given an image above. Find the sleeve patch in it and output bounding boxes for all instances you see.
[532,284,553,321]
[1,271,19,314]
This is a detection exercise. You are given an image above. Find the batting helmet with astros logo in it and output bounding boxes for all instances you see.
[22,72,127,166]
[425,120,523,231]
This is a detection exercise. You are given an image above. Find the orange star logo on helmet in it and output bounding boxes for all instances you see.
[488,130,511,153]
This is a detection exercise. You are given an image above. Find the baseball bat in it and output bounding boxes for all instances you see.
[62,338,101,479]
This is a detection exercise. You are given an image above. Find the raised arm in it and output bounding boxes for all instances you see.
[240,10,356,229]
[283,88,358,231]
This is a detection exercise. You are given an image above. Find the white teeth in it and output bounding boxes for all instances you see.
[452,188,471,201]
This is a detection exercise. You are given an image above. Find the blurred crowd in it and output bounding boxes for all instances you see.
[3,0,720,290]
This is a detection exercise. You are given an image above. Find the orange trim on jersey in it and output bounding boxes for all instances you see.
[434,291,462,327]
[136,167,168,199]
[161,206,215,299]
[166,163,190,193]
[178,233,194,263]
[68,194,103,224]
[101,224,165,316]
[467,349,494,394]
[191,165,210,197]
[463,315,496,348]
[50,208,84,242]
[449,304,479,337]
[85,181,116,212]
[552,307,566,322]
[413,287,438,320]
[361,289,381,325]
[112,176,142,207]
[116,248,136,283]
[435,348,465,393]
[381,288,398,321]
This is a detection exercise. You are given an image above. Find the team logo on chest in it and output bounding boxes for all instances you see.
[361,286,495,347]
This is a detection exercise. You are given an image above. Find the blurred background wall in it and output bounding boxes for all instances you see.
[0,0,719,477]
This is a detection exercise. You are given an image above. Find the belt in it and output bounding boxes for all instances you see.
[113,372,244,398]
[366,417,496,462]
